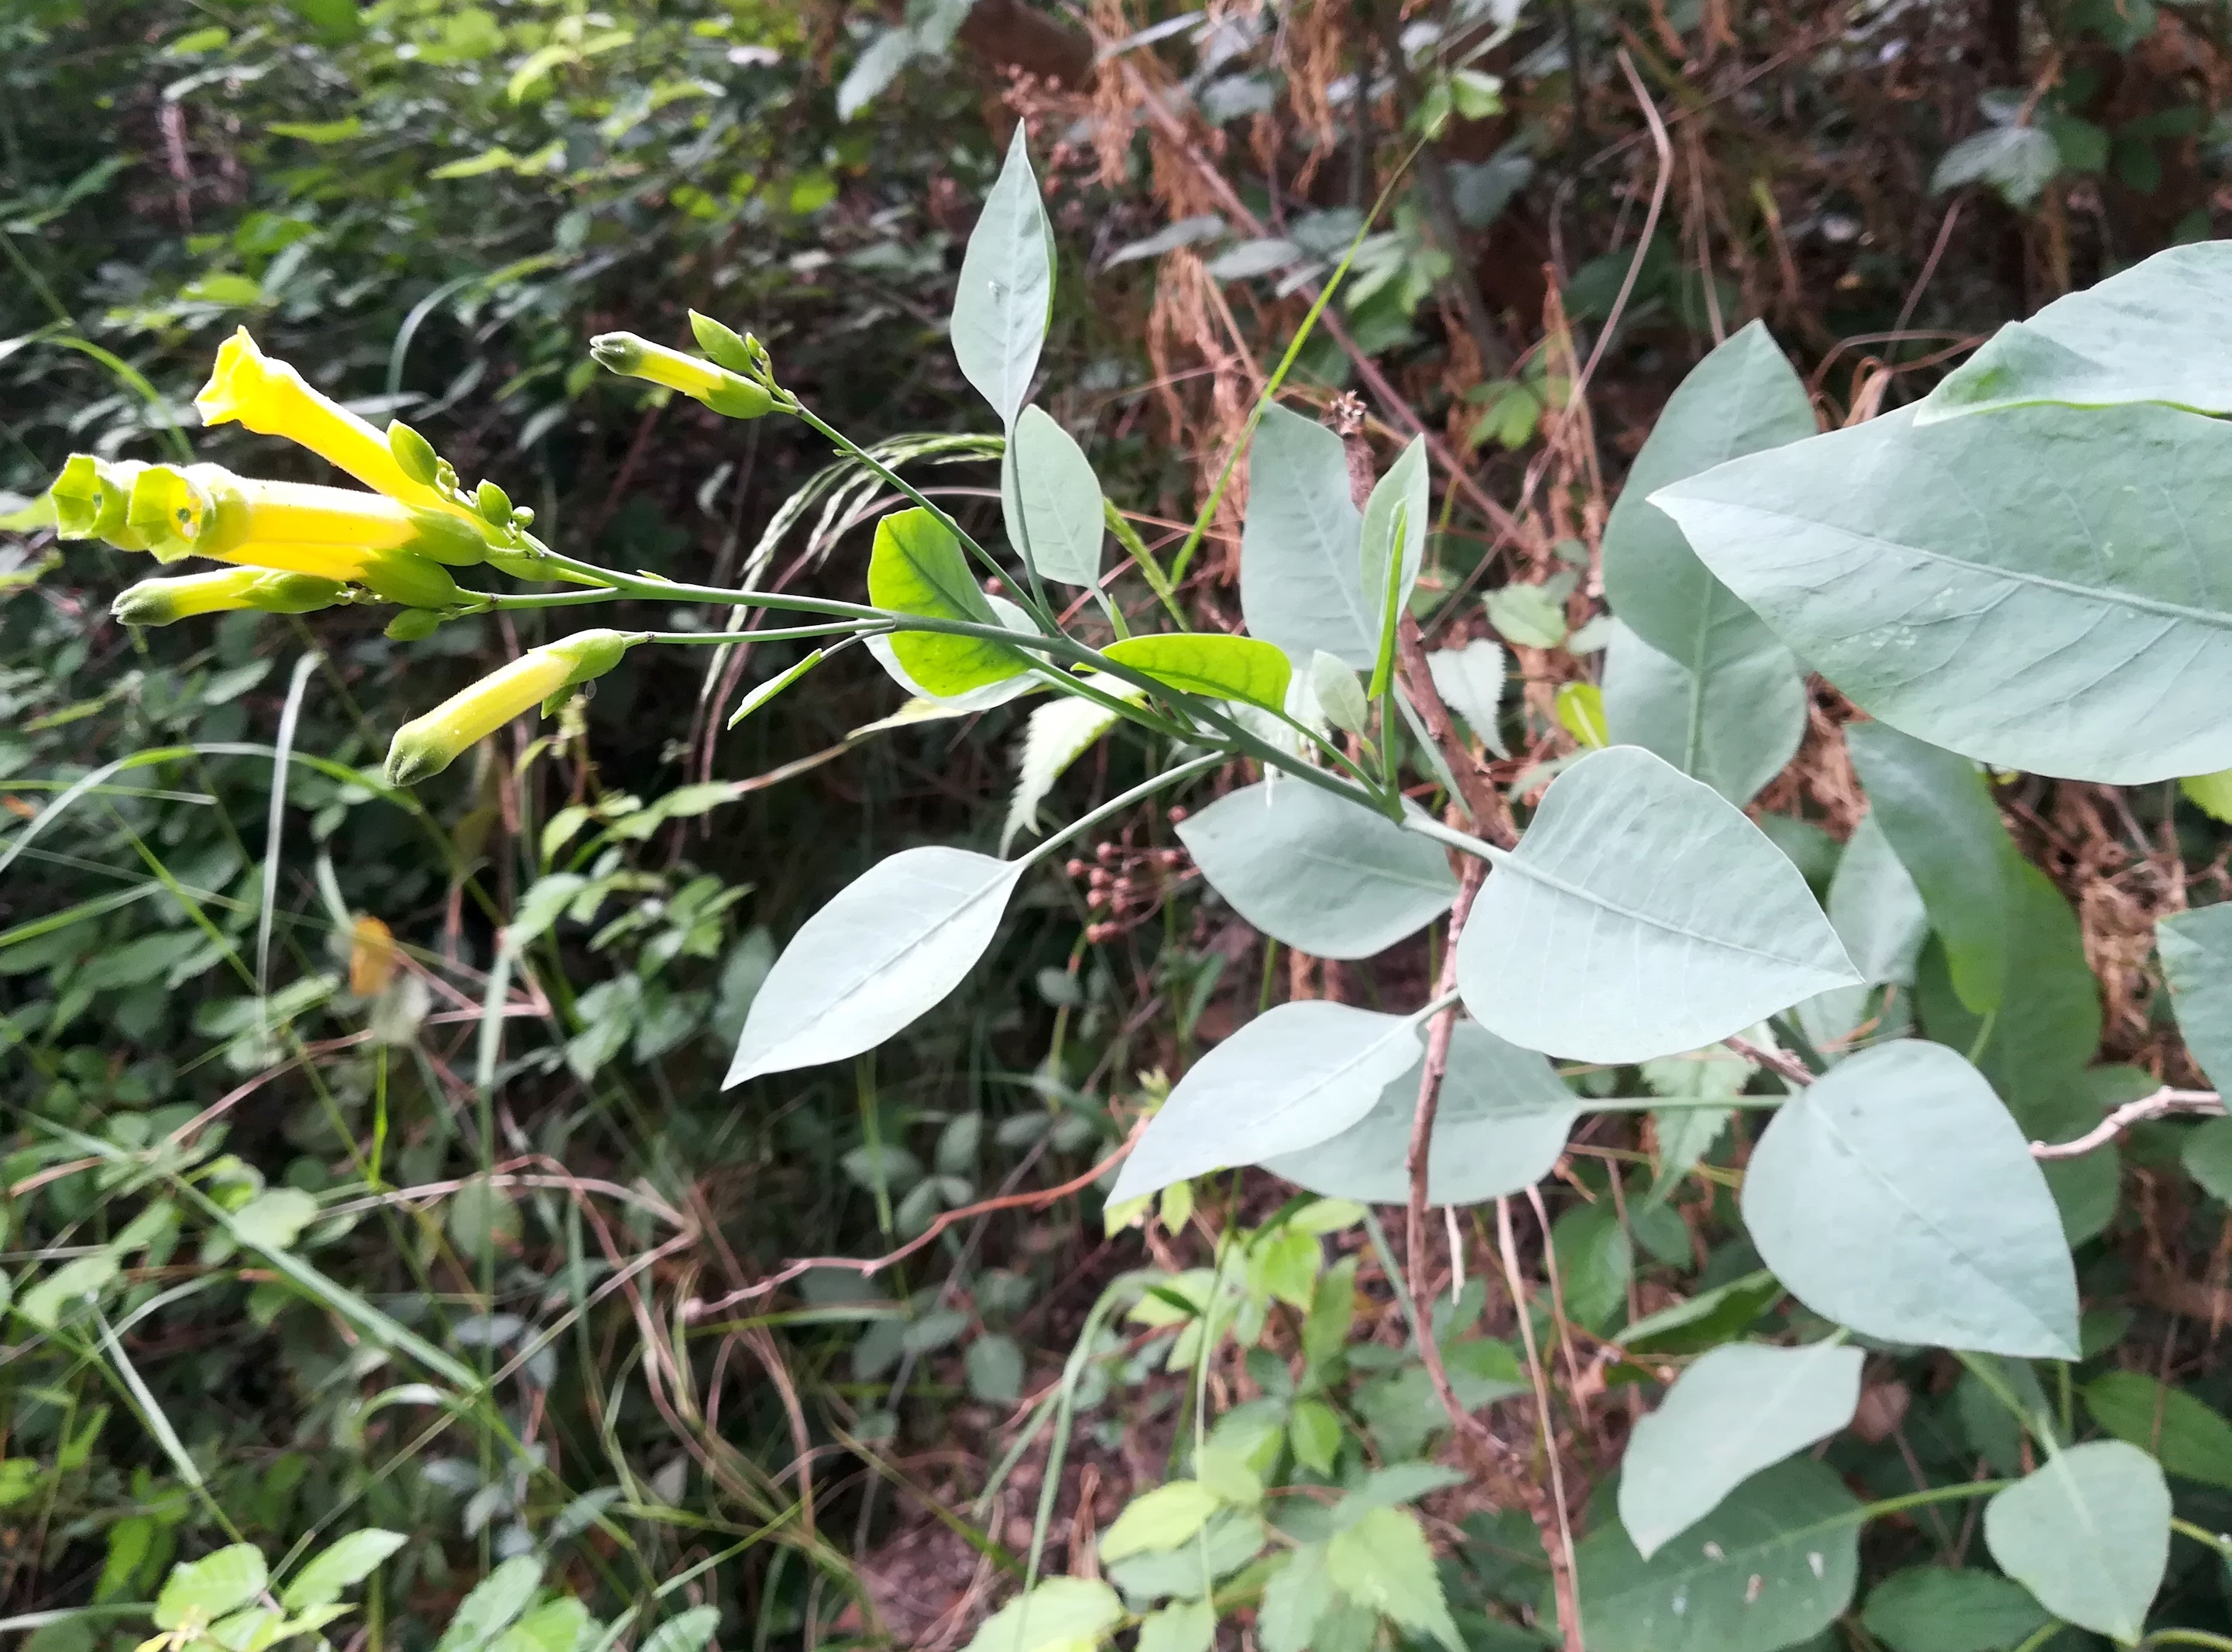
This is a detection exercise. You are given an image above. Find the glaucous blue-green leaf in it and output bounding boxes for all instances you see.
[1111,1002,1422,1202]
[1358,436,1428,691]
[1001,404,1104,586]
[1457,746,1857,1063]
[1425,637,1507,755]
[1653,401,2232,785]
[1600,618,1805,807]
[1240,404,1371,668]
[1261,1019,1578,1205]
[1176,779,1456,960]
[1567,1458,1859,1652]
[951,125,1052,427]
[2083,1370,2232,1492]
[1921,241,2232,421]
[2158,903,2232,1090]
[1859,1567,2052,1652]
[1619,1341,1864,1560]
[1983,1441,2168,1644]
[1846,722,2008,1015]
[1601,320,1815,671]
[1797,809,1928,1056]
[1103,633,1292,711]
[1310,650,1369,733]
[960,1578,1124,1652]
[1742,1039,2079,1357]
[867,507,1030,696]
[726,847,1026,1083]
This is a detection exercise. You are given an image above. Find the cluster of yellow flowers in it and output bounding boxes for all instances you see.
[50,320,778,785]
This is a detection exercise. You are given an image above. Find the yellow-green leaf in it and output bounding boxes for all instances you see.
[1100,1481,1221,1561]
[1556,681,1608,748]
[1102,633,1291,711]
[2182,769,2232,823]
[867,507,1028,696]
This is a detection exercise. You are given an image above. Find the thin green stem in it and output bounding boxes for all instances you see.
[1015,754,1222,871]
[636,621,880,646]
[2143,1633,2232,1650]
[2008,1627,2062,1652]
[1167,139,1427,587]
[2172,1516,2232,1561]
[785,400,1060,634]
[1857,1479,2011,1522]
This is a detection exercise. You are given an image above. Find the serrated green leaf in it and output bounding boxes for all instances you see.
[156,1545,269,1630]
[1424,638,1507,755]
[1326,1507,1462,1652]
[637,1605,720,1652]
[281,1530,407,1610]
[1135,1601,1213,1652]
[433,1558,542,1652]
[999,677,1139,853]
[227,1187,320,1252]
[1259,1550,1334,1652]
[1101,1482,1221,1562]
[2083,1369,2232,1491]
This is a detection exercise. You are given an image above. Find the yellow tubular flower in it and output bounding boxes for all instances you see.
[589,332,774,419]
[384,629,640,786]
[50,455,153,550]
[196,329,469,514]
[112,568,347,627]
[122,463,488,568]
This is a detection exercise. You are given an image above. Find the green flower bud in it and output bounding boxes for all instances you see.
[112,567,346,627]
[385,608,446,641]
[687,310,757,374]
[475,479,513,527]
[357,551,464,610]
[387,421,442,489]
[50,455,153,550]
[383,628,641,786]
[589,331,775,419]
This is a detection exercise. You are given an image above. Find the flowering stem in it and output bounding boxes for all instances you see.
[635,622,883,647]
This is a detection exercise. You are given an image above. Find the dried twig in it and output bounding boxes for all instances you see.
[2031,1087,2225,1160]
[1406,860,1489,1312]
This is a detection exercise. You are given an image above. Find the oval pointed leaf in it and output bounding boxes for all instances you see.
[1239,404,1370,668]
[1600,618,1804,807]
[867,507,1029,696]
[1618,1341,1864,1559]
[1102,633,1290,712]
[1921,242,2232,421]
[1176,779,1456,960]
[1359,437,1429,682]
[1458,746,1857,1062]
[1569,1458,1859,1652]
[1602,320,1817,672]
[1113,1002,1423,1202]
[1845,721,2010,1015]
[1859,1567,2052,1652]
[867,590,1040,711]
[1262,1019,1578,1206]
[726,847,1026,1083]
[1983,1441,2168,1643]
[2158,902,2232,1090]
[1003,405,1104,586]
[1654,401,2232,785]
[2083,1369,2232,1491]
[1742,1039,2079,1357]
[282,1529,408,1611]
[952,125,1052,427]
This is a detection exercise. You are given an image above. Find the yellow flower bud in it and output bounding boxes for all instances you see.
[196,328,462,512]
[50,455,153,550]
[589,332,775,419]
[112,567,348,627]
[384,629,640,786]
